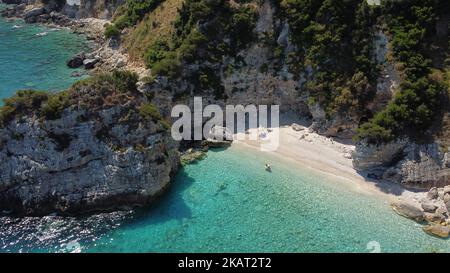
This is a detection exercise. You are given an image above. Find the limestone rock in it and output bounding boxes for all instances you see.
[291,123,304,132]
[0,76,179,216]
[83,58,99,69]
[353,140,450,189]
[423,224,450,238]
[427,187,439,199]
[391,200,424,222]
[421,201,438,213]
[67,52,86,68]
[180,149,207,166]
[24,7,46,19]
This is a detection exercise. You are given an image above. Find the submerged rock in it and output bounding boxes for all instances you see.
[180,149,207,165]
[423,224,450,238]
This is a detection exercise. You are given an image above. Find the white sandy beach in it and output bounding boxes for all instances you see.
[232,124,421,203]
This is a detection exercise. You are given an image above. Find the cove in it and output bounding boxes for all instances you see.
[0,5,88,101]
[1,146,450,252]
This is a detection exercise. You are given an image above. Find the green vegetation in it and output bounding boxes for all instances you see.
[281,0,449,144]
[0,71,141,126]
[104,24,121,39]
[144,0,257,96]
[105,0,164,37]
[40,92,70,120]
[281,0,379,118]
[0,90,48,126]
[356,0,449,144]
[139,103,162,121]
[71,70,139,94]
[111,70,140,93]
[123,0,183,62]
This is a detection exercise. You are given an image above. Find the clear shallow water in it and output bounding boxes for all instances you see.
[0,5,449,253]
[0,6,88,100]
[1,146,449,253]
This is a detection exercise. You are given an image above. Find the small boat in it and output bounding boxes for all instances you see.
[36,32,48,37]
[265,163,271,172]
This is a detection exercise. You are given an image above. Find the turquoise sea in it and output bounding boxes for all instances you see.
[0,6,450,253]
[0,5,88,100]
[1,146,450,253]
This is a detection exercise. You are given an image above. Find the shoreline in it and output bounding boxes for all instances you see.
[0,4,425,212]
[0,3,147,76]
[230,125,424,204]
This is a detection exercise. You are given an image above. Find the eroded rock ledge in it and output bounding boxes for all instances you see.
[0,72,179,216]
[353,139,450,189]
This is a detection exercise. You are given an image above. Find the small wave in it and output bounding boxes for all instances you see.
[35,32,48,37]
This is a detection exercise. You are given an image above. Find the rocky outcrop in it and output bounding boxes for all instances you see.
[62,0,124,19]
[1,0,123,19]
[391,186,450,238]
[391,200,425,222]
[353,140,450,188]
[367,31,399,114]
[67,52,86,68]
[423,224,450,238]
[0,74,179,216]
[402,187,450,238]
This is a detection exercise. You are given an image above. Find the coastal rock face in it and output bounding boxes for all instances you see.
[353,140,450,188]
[391,200,424,222]
[392,186,450,238]
[0,74,179,215]
[1,0,123,22]
[67,52,86,68]
[62,0,125,19]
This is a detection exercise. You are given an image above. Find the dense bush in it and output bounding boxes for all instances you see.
[111,70,139,93]
[145,0,257,88]
[40,92,70,120]
[0,71,142,126]
[144,41,170,67]
[105,0,164,38]
[150,53,181,78]
[0,90,49,126]
[139,103,162,121]
[104,24,121,39]
[356,0,449,144]
[281,0,379,117]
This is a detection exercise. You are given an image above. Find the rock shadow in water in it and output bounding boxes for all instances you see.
[130,168,196,225]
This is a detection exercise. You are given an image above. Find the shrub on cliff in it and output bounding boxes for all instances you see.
[143,0,257,97]
[0,90,49,126]
[144,41,170,67]
[281,0,379,119]
[139,103,162,121]
[40,92,70,120]
[111,0,163,31]
[356,0,449,144]
[104,24,121,39]
[111,70,139,93]
[151,53,181,79]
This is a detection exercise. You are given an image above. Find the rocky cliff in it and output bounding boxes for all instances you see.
[0,72,179,215]
[0,0,123,19]
[353,140,450,189]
